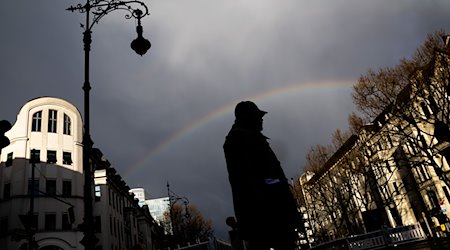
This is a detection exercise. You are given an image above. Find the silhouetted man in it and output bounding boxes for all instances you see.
[223,101,299,250]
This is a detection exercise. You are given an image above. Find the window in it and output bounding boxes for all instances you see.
[6,152,13,167]
[420,102,431,118]
[429,97,439,113]
[110,216,113,235]
[46,180,56,196]
[0,217,8,236]
[63,114,71,135]
[47,150,57,164]
[120,223,123,240]
[31,111,42,132]
[45,213,56,230]
[48,109,57,133]
[28,179,39,196]
[62,180,72,197]
[30,149,40,163]
[443,186,450,203]
[112,191,115,209]
[95,216,102,233]
[95,185,101,201]
[114,217,117,237]
[390,207,403,226]
[393,182,399,194]
[62,213,72,230]
[63,152,72,165]
[3,183,11,199]
[428,191,439,209]
[420,165,431,181]
[384,161,392,173]
[31,214,38,230]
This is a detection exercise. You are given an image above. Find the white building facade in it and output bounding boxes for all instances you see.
[0,97,85,249]
[0,96,162,250]
[129,188,147,207]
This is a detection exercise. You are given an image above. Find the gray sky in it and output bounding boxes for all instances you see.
[1,0,450,239]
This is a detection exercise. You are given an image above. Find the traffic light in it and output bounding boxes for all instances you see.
[0,120,11,150]
[18,214,34,231]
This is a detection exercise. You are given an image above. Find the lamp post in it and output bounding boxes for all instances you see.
[66,1,150,249]
[167,182,190,247]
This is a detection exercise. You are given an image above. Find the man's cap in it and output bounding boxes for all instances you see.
[234,101,267,119]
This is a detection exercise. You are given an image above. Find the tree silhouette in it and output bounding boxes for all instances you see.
[162,203,213,248]
[352,30,446,120]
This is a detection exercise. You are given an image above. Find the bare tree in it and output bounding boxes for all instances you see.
[353,53,450,235]
[348,31,450,235]
[162,203,213,248]
[303,144,334,173]
[332,129,352,150]
[387,48,450,189]
[303,136,367,241]
[352,30,446,120]
[348,112,368,134]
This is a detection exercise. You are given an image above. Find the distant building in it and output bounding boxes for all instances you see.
[93,152,159,250]
[145,197,170,226]
[129,187,170,232]
[129,187,147,207]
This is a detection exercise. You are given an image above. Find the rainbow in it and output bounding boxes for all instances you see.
[123,80,355,178]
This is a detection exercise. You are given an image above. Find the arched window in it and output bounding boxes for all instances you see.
[48,110,57,133]
[31,111,42,132]
[63,114,71,135]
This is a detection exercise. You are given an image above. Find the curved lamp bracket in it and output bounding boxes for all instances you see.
[67,0,150,31]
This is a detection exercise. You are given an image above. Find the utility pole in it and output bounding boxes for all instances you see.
[19,149,38,249]
[28,149,37,250]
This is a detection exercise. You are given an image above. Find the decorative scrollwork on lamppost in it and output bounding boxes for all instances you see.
[66,1,151,249]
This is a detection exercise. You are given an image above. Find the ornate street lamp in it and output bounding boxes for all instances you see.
[167,182,190,246]
[66,1,151,249]
[131,9,151,56]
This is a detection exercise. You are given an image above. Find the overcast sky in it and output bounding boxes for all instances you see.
[1,0,450,239]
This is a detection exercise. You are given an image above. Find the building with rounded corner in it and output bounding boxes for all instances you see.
[0,96,161,250]
[0,96,84,249]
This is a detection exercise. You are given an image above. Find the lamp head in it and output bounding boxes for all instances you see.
[131,24,151,56]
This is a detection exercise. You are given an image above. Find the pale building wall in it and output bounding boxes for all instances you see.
[0,97,84,249]
[145,197,170,225]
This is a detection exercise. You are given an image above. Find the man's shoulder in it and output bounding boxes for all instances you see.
[225,128,268,148]
[226,128,255,140]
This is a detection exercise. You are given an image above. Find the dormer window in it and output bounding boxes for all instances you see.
[48,110,57,133]
[30,149,40,163]
[63,152,72,165]
[32,111,42,132]
[5,153,13,167]
[47,150,57,164]
[63,114,71,135]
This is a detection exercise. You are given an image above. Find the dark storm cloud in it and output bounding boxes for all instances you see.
[2,0,450,239]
